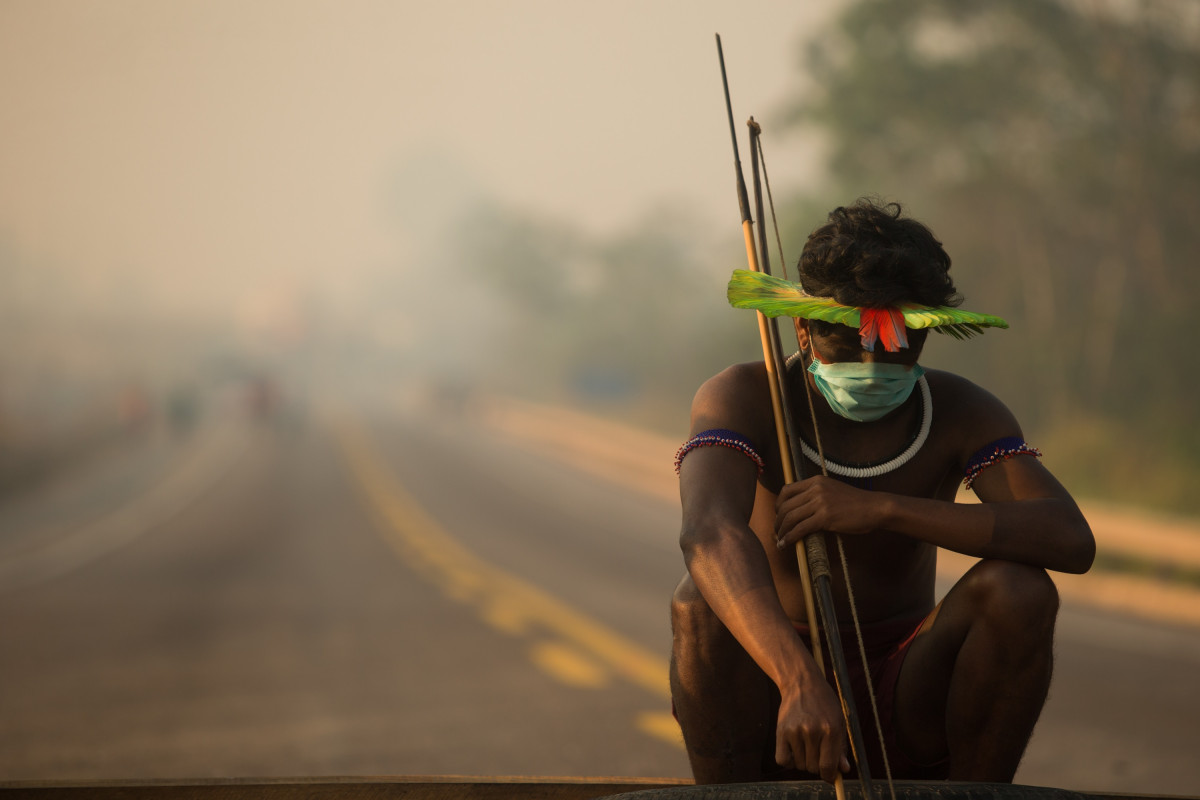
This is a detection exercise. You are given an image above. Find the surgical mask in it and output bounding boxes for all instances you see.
[807,357,924,422]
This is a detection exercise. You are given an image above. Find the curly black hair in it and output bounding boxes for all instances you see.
[798,198,961,311]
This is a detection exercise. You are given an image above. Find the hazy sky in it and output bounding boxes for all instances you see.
[0,1,838,321]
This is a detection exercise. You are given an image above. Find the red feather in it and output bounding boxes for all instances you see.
[858,309,880,351]
[859,307,910,352]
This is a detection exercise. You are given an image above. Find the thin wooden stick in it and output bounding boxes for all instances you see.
[716,34,872,799]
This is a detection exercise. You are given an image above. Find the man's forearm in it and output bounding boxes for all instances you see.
[682,528,823,689]
[879,494,1094,573]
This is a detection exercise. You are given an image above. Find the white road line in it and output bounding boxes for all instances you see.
[0,422,250,593]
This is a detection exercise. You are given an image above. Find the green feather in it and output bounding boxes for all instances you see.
[727,270,860,326]
[726,268,1010,339]
[899,304,1008,339]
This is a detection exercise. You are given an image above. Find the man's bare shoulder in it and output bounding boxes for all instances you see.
[698,361,769,399]
[924,367,1024,454]
[690,362,774,439]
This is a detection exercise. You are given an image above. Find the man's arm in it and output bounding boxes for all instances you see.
[679,366,849,782]
[774,382,1095,574]
[775,462,1093,573]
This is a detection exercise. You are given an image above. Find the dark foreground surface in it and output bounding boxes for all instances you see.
[0,778,1193,800]
[0,775,682,800]
[601,779,1194,800]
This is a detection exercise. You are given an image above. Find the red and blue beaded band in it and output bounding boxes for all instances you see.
[962,436,1042,490]
[675,428,765,476]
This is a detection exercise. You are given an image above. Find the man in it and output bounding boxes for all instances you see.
[670,198,1094,785]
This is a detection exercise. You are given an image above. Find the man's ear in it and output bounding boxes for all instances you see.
[793,318,810,350]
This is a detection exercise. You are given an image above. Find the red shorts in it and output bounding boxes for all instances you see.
[792,613,950,780]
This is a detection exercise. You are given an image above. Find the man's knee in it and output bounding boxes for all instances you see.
[963,560,1059,637]
[669,575,777,779]
[671,573,758,680]
[671,574,724,643]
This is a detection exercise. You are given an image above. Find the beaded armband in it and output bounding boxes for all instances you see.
[962,436,1042,490]
[674,428,765,476]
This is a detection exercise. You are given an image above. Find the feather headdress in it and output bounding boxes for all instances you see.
[727,268,1009,352]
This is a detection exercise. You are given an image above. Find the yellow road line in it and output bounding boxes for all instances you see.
[333,417,676,712]
[637,711,686,749]
[530,641,611,690]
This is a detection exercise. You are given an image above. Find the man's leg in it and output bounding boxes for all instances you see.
[890,559,1059,781]
[670,574,778,783]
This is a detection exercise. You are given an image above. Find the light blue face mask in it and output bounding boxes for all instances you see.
[807,358,925,422]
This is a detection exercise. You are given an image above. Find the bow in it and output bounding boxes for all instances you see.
[715,33,874,798]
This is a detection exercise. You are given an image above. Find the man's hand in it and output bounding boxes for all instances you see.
[775,676,851,783]
[775,476,883,549]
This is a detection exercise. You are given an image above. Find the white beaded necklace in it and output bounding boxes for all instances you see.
[787,350,933,479]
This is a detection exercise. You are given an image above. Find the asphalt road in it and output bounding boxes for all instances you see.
[1,393,1197,796]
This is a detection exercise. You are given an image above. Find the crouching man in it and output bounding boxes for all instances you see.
[670,198,1094,784]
